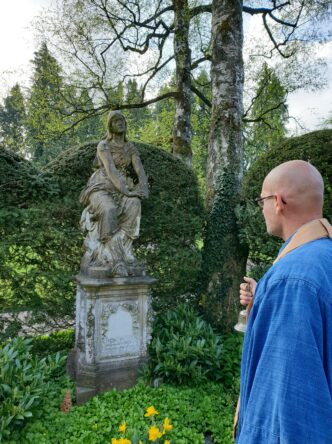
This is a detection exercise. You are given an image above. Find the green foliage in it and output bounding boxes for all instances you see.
[0,140,204,335]
[244,63,288,167]
[0,45,104,164]
[0,202,80,332]
[30,329,75,356]
[10,381,237,444]
[124,79,151,140]
[145,304,224,385]
[238,129,332,278]
[0,84,27,156]
[140,81,175,153]
[219,333,243,390]
[200,168,248,333]
[0,337,69,441]
[0,147,58,207]
[68,89,104,145]
[139,71,211,194]
[26,43,68,162]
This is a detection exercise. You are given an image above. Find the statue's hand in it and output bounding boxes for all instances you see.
[128,189,146,199]
[128,184,149,199]
[140,187,149,199]
[119,177,130,195]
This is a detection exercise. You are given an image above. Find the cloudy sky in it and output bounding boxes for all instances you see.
[1,0,331,133]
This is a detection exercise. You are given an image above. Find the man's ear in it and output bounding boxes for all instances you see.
[275,193,286,213]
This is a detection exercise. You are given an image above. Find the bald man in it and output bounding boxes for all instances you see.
[236,161,332,444]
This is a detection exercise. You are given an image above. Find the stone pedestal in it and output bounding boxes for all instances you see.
[71,274,155,404]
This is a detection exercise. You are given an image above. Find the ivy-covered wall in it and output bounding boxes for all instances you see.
[0,142,204,336]
[237,129,332,279]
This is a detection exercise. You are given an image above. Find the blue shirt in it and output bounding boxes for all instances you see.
[237,237,332,444]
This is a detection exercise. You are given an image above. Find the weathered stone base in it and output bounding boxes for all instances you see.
[71,274,155,404]
[73,356,148,404]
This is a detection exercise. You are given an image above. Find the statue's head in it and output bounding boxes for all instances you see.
[107,110,128,141]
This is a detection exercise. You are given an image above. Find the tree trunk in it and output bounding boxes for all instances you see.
[201,0,247,332]
[172,0,192,167]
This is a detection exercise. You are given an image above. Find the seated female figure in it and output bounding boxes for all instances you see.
[80,110,149,277]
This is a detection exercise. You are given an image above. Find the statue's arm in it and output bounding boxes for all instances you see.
[97,141,130,195]
[131,150,149,199]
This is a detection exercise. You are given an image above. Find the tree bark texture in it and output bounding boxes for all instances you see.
[201,0,247,332]
[172,0,193,166]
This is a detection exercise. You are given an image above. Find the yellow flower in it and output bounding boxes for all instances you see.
[162,417,173,432]
[148,425,163,441]
[164,441,171,444]
[111,439,131,444]
[118,421,126,433]
[144,405,159,417]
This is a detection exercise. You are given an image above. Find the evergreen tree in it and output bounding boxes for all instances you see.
[140,78,176,152]
[124,79,150,140]
[72,89,103,144]
[245,63,288,167]
[0,84,27,155]
[26,43,67,162]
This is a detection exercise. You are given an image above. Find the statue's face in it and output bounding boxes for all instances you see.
[111,115,126,134]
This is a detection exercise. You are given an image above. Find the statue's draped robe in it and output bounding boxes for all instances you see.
[237,234,332,444]
[80,140,141,243]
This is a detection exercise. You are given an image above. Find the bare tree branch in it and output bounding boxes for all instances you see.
[243,100,287,124]
[191,85,211,108]
[190,4,212,18]
[58,91,179,134]
[191,56,211,70]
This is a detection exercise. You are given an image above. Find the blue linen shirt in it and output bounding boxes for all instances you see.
[237,236,332,444]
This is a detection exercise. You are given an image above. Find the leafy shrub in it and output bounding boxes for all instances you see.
[0,337,69,440]
[144,304,225,385]
[0,147,58,208]
[219,333,243,390]
[237,129,332,279]
[10,381,236,444]
[30,329,75,356]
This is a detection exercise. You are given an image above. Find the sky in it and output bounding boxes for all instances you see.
[0,0,331,133]
[0,1,48,87]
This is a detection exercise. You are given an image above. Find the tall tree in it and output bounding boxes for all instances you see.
[172,0,193,165]
[200,0,247,332]
[37,0,212,164]
[0,84,27,155]
[26,43,67,161]
[37,0,332,164]
[71,89,104,144]
[124,79,150,140]
[244,63,288,167]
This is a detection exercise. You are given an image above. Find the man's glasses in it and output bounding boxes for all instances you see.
[255,195,274,209]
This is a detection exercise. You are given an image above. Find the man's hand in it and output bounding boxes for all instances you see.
[240,276,257,306]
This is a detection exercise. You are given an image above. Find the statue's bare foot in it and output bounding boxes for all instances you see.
[125,250,137,264]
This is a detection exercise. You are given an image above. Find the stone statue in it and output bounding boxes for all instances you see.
[79,110,149,277]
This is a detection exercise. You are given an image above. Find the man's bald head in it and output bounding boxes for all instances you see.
[263,160,324,209]
[261,160,324,239]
